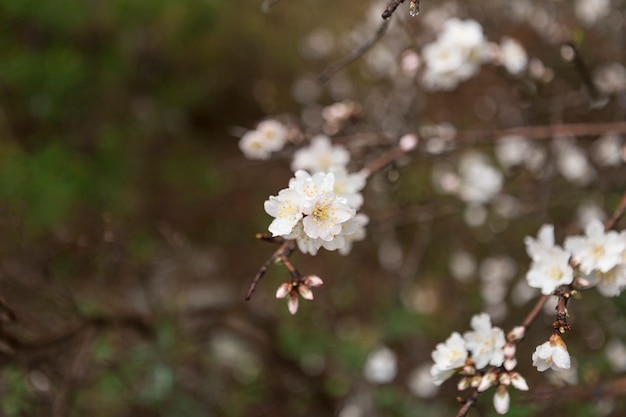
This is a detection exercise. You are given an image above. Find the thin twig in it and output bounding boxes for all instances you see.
[382,0,406,19]
[455,389,479,417]
[246,238,296,300]
[604,191,626,232]
[318,19,390,84]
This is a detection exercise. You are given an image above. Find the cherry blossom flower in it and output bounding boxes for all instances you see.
[264,188,305,236]
[564,218,626,274]
[532,334,571,372]
[291,135,350,172]
[420,19,491,91]
[275,275,323,315]
[585,263,626,297]
[524,225,574,295]
[497,37,528,76]
[238,119,288,160]
[239,130,273,160]
[363,346,397,384]
[301,192,354,241]
[430,332,468,385]
[330,167,366,210]
[457,152,503,204]
[463,313,506,369]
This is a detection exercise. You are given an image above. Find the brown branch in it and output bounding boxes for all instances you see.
[246,237,297,300]
[382,0,406,19]
[454,121,626,143]
[455,389,479,417]
[318,19,390,84]
[604,191,626,232]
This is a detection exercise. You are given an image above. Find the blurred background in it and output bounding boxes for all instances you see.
[1,0,626,416]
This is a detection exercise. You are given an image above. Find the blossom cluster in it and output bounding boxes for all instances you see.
[238,119,289,160]
[264,135,369,256]
[524,219,626,297]
[430,313,527,414]
[420,19,528,91]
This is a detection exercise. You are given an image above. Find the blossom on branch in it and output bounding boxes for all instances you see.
[532,334,571,372]
[463,313,506,369]
[430,332,468,385]
[524,224,574,295]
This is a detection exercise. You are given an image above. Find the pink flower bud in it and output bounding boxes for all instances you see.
[304,275,324,287]
[298,285,314,300]
[276,283,292,299]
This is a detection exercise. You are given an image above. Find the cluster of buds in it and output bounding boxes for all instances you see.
[275,275,324,315]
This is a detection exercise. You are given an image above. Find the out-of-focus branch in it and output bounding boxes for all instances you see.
[246,235,296,300]
[455,121,626,143]
[605,191,626,232]
[382,0,406,19]
[318,19,390,83]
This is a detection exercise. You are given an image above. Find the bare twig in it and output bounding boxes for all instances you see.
[246,237,297,300]
[318,19,390,84]
[455,389,479,417]
[604,191,626,232]
[382,0,406,19]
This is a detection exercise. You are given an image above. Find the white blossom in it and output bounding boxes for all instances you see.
[430,332,468,385]
[498,37,528,75]
[532,335,571,372]
[564,218,625,274]
[238,119,288,160]
[524,225,574,295]
[585,263,626,297]
[457,152,503,204]
[575,0,610,26]
[592,133,624,167]
[463,313,506,369]
[420,19,491,91]
[330,167,366,209]
[264,188,305,236]
[363,346,397,384]
[291,135,350,172]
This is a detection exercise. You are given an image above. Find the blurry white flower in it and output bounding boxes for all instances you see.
[593,62,626,95]
[458,152,503,204]
[330,167,366,209]
[495,135,530,169]
[564,218,625,274]
[524,225,574,295]
[498,37,528,75]
[575,0,610,26]
[449,250,477,283]
[592,133,623,167]
[335,213,369,255]
[420,19,491,91]
[553,137,595,185]
[363,346,397,384]
[586,263,626,297]
[430,332,468,385]
[606,339,626,372]
[577,200,607,230]
[291,135,350,172]
[239,130,272,160]
[238,119,288,160]
[256,119,288,150]
[407,364,439,398]
[463,313,506,369]
[532,335,571,372]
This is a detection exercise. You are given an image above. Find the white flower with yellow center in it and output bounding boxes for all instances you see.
[564,218,625,274]
[302,192,354,241]
[463,313,506,369]
[430,332,468,385]
[291,135,350,172]
[524,224,574,295]
[264,188,305,236]
[532,335,571,372]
